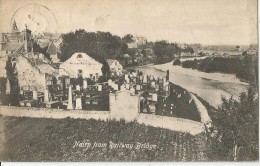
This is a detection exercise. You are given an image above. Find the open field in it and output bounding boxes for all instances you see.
[0,116,208,161]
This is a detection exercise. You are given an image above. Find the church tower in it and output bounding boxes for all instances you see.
[12,20,19,33]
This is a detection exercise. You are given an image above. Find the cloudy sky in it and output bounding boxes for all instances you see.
[0,0,257,45]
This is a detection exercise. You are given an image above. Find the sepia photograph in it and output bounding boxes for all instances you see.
[0,0,258,162]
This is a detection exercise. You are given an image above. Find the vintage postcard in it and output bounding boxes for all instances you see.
[0,0,258,162]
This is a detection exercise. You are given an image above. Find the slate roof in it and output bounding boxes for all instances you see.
[36,63,57,75]
[37,39,50,48]
[1,42,21,51]
[46,42,57,55]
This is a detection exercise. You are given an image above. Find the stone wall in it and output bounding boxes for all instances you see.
[0,106,110,121]
[0,105,205,135]
[137,114,205,135]
[109,91,140,122]
[190,93,212,124]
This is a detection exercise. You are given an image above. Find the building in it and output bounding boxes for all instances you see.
[9,55,57,92]
[59,52,103,81]
[1,21,34,56]
[127,36,147,48]
[34,32,62,63]
[107,59,123,76]
[47,41,60,63]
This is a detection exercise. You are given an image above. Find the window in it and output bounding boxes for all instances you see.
[77,54,82,58]
[90,74,93,78]
[78,69,82,77]
[6,50,8,54]
[115,61,117,66]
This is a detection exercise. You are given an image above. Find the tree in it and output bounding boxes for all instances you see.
[172,59,181,66]
[208,88,258,161]
[122,34,134,43]
[101,60,111,82]
[33,42,50,59]
[153,41,182,64]
[5,57,20,106]
[242,51,247,56]
[59,30,128,62]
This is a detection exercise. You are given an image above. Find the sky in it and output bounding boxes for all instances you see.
[0,0,258,45]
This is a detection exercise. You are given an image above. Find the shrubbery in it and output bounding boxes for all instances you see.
[172,59,181,66]
[207,88,258,161]
[179,56,258,85]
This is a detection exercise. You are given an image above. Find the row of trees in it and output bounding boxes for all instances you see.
[174,56,258,85]
[59,29,128,62]
[58,31,195,66]
[153,41,194,64]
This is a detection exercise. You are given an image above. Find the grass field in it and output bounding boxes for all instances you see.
[0,116,208,161]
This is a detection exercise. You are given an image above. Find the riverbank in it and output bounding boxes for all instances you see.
[135,63,249,108]
[180,56,208,62]
[153,62,248,85]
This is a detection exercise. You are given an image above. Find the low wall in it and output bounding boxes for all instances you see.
[190,93,211,124]
[0,106,110,121]
[0,106,205,135]
[137,114,205,135]
[109,91,139,122]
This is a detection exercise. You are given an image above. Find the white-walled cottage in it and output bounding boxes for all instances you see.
[59,52,103,81]
[107,59,123,76]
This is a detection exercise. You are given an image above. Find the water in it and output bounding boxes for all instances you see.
[136,62,249,108]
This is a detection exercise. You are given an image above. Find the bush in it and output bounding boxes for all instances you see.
[172,59,181,66]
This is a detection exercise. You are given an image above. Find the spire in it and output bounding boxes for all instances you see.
[12,20,19,33]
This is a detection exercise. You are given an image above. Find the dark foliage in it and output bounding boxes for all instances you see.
[180,56,258,85]
[33,43,50,60]
[0,77,7,104]
[207,88,258,161]
[5,57,20,106]
[59,29,128,63]
[172,59,181,66]
[101,60,111,82]
[153,41,181,63]
[122,34,134,43]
